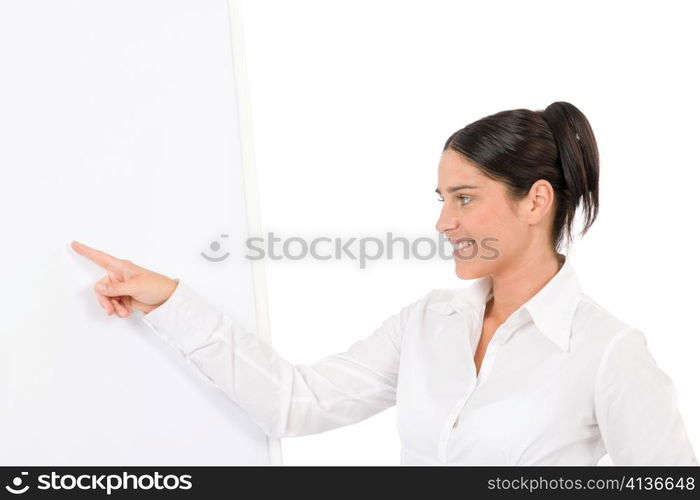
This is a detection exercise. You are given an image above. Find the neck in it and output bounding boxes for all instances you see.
[486,251,564,323]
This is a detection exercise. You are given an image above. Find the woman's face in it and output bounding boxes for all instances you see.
[435,149,549,280]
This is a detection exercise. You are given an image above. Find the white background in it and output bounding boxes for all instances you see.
[237,0,700,464]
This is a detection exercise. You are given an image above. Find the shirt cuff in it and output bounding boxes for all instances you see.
[141,279,227,355]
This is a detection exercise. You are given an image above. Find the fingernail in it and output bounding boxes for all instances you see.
[97,284,106,292]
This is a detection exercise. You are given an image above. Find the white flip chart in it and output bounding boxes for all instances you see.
[0,0,279,465]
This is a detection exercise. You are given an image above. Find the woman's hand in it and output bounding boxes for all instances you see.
[70,240,179,317]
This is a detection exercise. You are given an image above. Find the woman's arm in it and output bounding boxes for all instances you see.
[142,280,419,439]
[593,327,698,465]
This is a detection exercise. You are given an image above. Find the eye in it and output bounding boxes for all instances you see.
[436,195,473,205]
[459,195,473,205]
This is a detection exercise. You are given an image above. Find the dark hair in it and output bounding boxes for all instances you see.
[443,101,599,252]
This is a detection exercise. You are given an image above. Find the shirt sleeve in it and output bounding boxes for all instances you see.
[593,327,698,465]
[141,279,420,439]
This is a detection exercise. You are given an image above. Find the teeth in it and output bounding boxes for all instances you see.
[454,240,474,250]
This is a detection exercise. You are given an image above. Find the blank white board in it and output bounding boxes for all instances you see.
[0,0,278,464]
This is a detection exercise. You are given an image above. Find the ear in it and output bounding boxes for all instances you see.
[524,179,555,225]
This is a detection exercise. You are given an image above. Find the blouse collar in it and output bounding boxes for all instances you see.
[429,253,582,351]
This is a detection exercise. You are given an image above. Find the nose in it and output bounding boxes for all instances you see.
[435,204,458,234]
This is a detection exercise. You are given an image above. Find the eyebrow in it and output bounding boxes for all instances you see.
[435,184,480,195]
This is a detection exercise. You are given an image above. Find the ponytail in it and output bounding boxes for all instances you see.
[541,102,600,248]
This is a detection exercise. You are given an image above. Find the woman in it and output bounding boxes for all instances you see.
[71,101,697,465]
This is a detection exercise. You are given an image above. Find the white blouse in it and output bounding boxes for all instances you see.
[141,254,697,465]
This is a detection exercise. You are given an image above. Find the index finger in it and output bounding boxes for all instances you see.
[70,240,122,271]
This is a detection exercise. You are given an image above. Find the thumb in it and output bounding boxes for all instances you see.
[96,280,134,297]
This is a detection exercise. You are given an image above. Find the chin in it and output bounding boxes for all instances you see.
[454,260,487,280]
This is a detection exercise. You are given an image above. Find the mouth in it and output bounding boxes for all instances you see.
[451,237,476,257]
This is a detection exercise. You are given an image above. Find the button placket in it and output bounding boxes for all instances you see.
[440,377,477,463]
[441,306,489,464]
[475,312,526,386]
[476,334,503,385]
